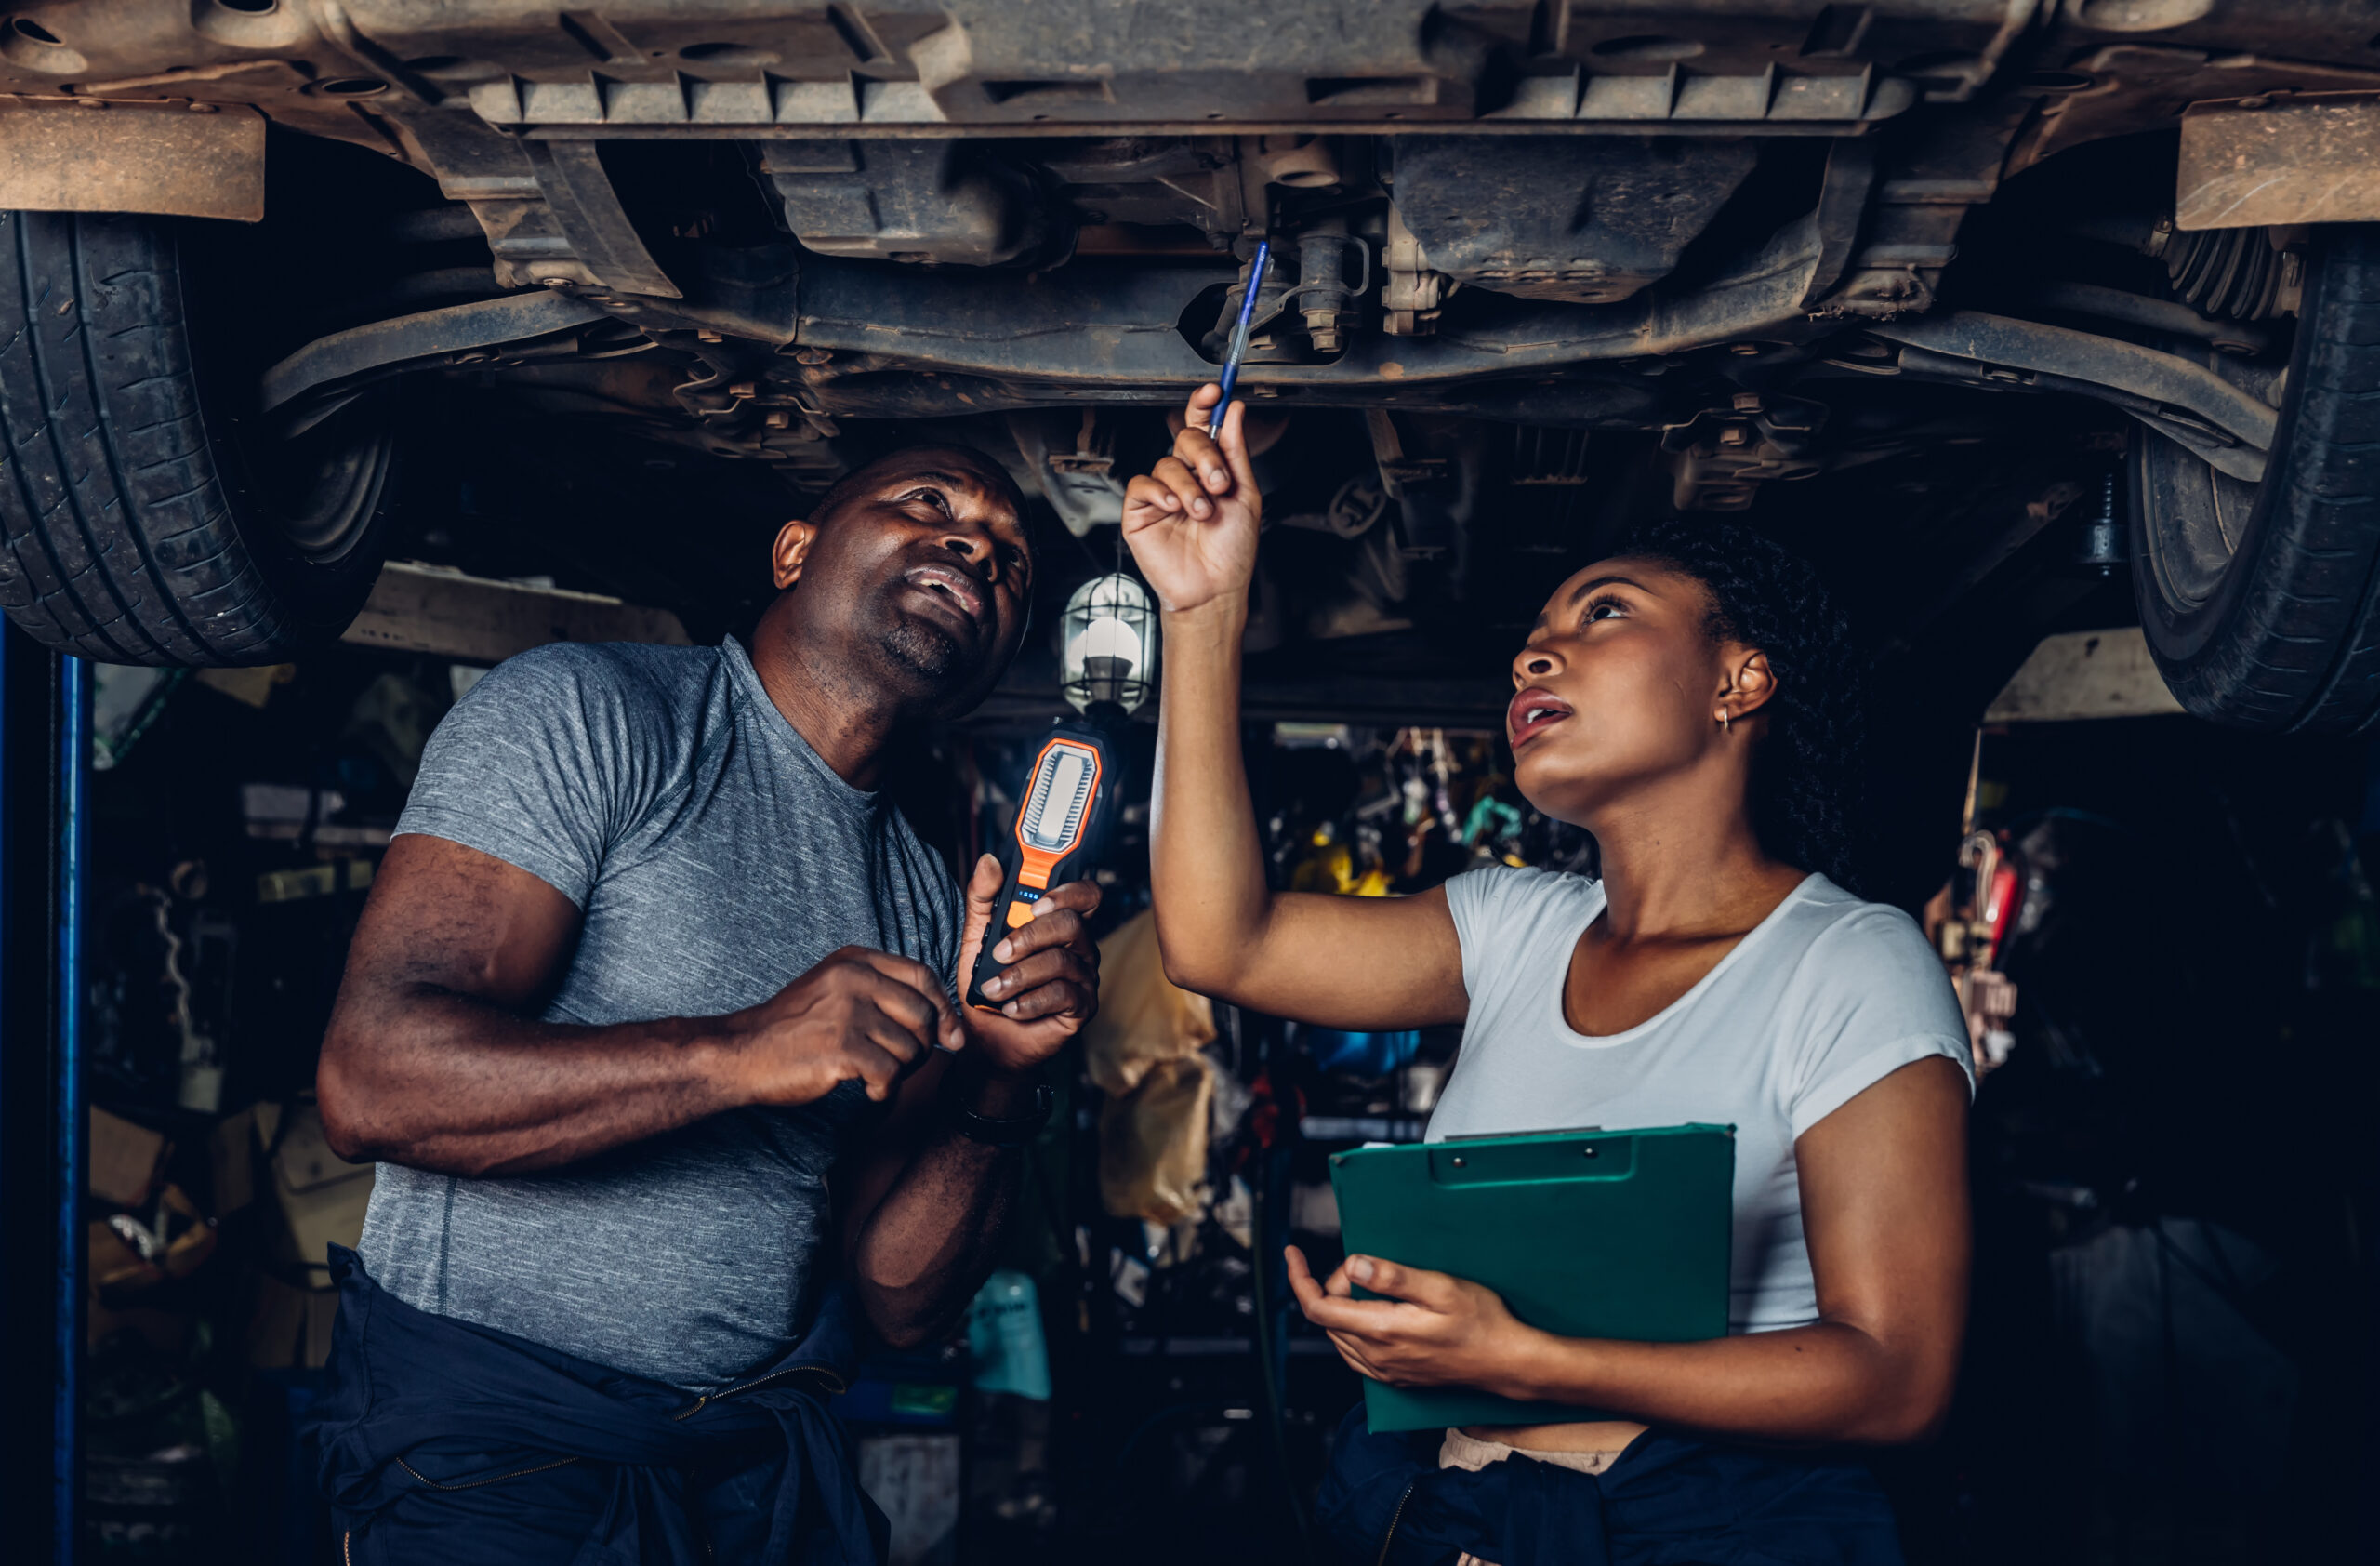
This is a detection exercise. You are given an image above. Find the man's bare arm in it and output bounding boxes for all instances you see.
[318,834,960,1176]
[830,1054,1031,1347]
[833,860,1103,1347]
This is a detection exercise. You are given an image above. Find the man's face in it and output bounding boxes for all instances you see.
[774,447,1034,715]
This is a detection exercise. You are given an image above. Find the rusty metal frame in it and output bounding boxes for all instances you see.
[0,99,265,221]
[2176,92,2380,231]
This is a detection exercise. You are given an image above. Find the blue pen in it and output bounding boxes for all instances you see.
[1210,239,1272,438]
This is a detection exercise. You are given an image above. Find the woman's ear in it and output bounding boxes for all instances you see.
[771,518,818,591]
[1719,649,1779,723]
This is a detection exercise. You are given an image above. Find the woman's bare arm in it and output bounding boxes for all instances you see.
[1129,386,1468,1029]
[1290,1056,1971,1444]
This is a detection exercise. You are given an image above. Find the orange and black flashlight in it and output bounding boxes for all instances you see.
[966,719,1119,1012]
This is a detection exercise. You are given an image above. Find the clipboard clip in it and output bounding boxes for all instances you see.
[1437,1125,1604,1142]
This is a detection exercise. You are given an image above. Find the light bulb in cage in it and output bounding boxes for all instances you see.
[1059,572,1157,716]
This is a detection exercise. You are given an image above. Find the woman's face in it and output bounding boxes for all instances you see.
[1505,556,1744,826]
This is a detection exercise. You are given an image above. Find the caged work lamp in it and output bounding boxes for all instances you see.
[1058,572,1157,718]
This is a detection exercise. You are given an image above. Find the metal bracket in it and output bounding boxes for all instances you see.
[1867,312,2277,482]
[261,292,615,420]
[1793,138,1875,310]
[519,141,682,299]
[389,109,680,298]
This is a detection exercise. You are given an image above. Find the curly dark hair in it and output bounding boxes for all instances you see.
[1611,518,1867,894]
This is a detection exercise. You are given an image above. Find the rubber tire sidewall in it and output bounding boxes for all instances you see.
[0,210,399,666]
[2129,224,2380,733]
[177,216,403,659]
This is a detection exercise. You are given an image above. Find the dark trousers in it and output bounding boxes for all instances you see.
[1317,1405,1906,1566]
[307,1248,884,1566]
[335,1432,838,1565]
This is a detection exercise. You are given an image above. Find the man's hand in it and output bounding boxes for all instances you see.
[721,947,965,1107]
[954,855,1103,1077]
[837,859,1101,1347]
[1123,383,1262,614]
[1287,1245,1540,1396]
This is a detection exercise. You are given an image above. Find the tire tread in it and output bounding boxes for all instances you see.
[0,211,392,666]
[2140,228,2380,732]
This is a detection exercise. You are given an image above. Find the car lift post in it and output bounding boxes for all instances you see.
[2,625,88,1565]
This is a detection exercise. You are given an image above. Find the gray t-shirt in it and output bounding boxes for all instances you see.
[355,637,961,1390]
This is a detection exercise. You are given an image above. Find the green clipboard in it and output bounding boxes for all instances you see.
[1325,1122,1735,1432]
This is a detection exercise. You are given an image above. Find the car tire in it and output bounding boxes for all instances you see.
[2128,224,2380,734]
[0,209,399,667]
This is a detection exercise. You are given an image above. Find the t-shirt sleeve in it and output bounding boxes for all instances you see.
[1439,862,1537,1002]
[936,877,963,1000]
[915,837,966,1000]
[1783,904,1976,1139]
[393,645,663,909]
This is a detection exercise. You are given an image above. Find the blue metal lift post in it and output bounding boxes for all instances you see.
[2,625,87,1565]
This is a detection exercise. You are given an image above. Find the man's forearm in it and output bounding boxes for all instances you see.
[848,1071,1035,1347]
[319,983,749,1176]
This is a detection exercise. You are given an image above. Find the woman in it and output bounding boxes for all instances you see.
[1122,387,1973,1566]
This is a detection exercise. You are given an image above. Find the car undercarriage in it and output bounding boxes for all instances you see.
[0,1,2375,741]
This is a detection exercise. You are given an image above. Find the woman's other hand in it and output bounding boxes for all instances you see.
[1287,1245,1538,1396]
[1123,383,1261,614]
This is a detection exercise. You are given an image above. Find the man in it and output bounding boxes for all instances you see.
[310,445,1099,1564]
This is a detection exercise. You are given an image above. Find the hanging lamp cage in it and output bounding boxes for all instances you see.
[1059,573,1157,715]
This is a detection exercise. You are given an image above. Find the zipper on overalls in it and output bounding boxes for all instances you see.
[1375,1477,1420,1566]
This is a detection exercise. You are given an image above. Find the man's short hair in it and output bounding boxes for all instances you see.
[807,445,1030,532]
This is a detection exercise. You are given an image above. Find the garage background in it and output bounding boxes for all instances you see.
[1,545,2368,1565]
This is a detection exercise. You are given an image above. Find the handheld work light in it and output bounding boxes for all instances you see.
[965,573,1154,1011]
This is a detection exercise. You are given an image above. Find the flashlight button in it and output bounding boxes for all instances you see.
[1004,900,1037,930]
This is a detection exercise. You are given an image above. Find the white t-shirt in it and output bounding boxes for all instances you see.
[1429,866,1972,1335]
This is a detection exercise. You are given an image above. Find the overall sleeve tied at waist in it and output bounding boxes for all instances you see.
[305,1246,884,1566]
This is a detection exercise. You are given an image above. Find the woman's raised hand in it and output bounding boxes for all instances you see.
[1123,383,1262,614]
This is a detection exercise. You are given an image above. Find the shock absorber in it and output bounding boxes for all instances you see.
[1292,219,1367,355]
[2075,470,2126,577]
